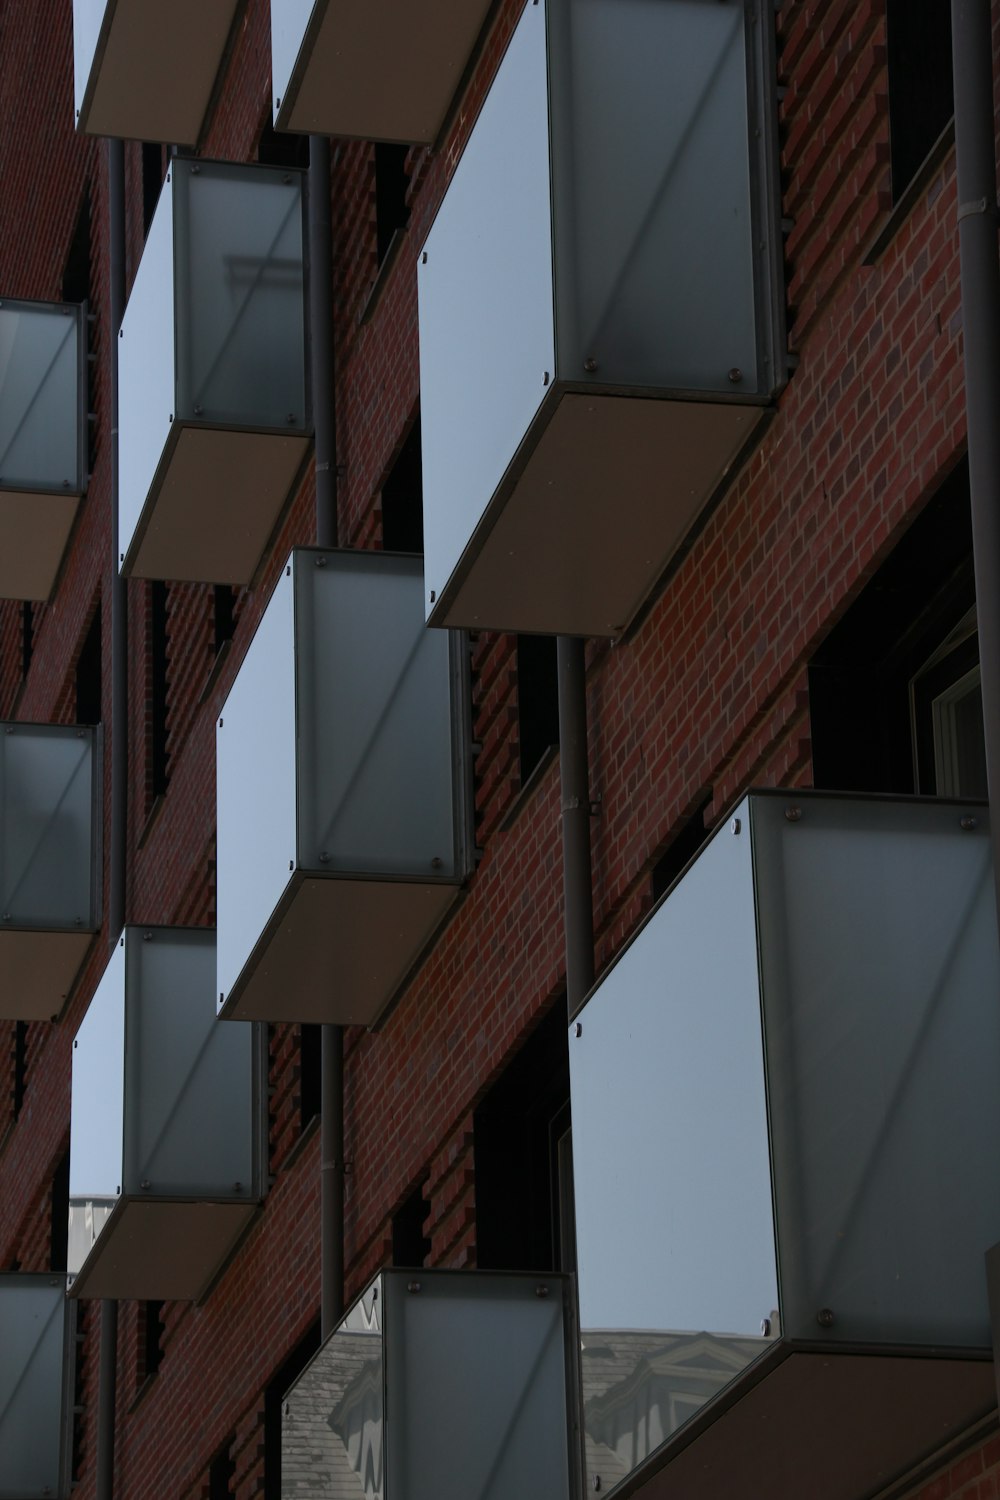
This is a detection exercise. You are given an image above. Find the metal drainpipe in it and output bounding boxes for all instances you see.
[97,134,127,1500]
[557,638,595,1014]
[951,0,1000,940]
[309,133,345,1339]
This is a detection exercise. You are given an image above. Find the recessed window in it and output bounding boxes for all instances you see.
[651,794,712,903]
[75,605,102,725]
[12,1021,27,1120]
[141,144,165,237]
[51,1152,69,1273]
[392,1180,430,1268]
[208,1436,236,1499]
[141,1299,165,1381]
[264,1323,321,1499]
[381,421,423,554]
[886,0,954,201]
[149,581,170,804]
[516,635,559,786]
[299,1023,320,1132]
[375,144,410,267]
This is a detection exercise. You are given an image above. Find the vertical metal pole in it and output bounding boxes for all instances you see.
[557,637,595,1014]
[310,133,345,1338]
[952,0,1000,938]
[98,134,126,1500]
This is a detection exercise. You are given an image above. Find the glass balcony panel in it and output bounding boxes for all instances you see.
[418,0,554,627]
[216,565,298,1010]
[0,1278,70,1499]
[122,928,254,1196]
[282,1271,572,1500]
[570,807,776,1491]
[296,551,459,877]
[68,935,126,1277]
[271,0,316,120]
[173,163,306,431]
[0,302,82,494]
[282,1276,384,1498]
[118,179,177,572]
[383,1273,571,1500]
[751,795,1000,1347]
[549,0,758,393]
[0,725,97,931]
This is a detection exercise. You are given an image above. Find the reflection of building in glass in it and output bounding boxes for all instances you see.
[581,1330,768,1482]
[282,1332,383,1500]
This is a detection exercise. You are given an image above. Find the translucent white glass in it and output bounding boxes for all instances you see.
[418,0,554,619]
[0,1277,68,1499]
[173,162,306,429]
[216,564,298,1008]
[0,301,82,493]
[122,928,254,1195]
[549,0,759,393]
[0,724,97,930]
[751,794,1000,1346]
[282,1271,571,1500]
[118,177,177,569]
[570,804,776,1485]
[72,0,106,122]
[295,551,459,876]
[271,0,316,115]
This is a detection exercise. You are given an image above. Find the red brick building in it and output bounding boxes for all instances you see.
[2,1,1000,1497]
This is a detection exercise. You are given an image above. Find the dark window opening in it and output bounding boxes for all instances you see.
[209,1437,236,1500]
[651,794,713,903]
[381,421,423,554]
[21,603,33,679]
[75,606,102,725]
[886,0,954,201]
[258,122,309,170]
[142,1300,165,1379]
[474,1001,573,1273]
[299,1023,321,1131]
[375,144,410,266]
[12,1021,27,1119]
[150,581,170,801]
[71,1302,87,1481]
[51,1152,69,1273]
[62,192,91,305]
[517,636,560,785]
[214,585,236,656]
[264,1322,321,1500]
[141,144,165,237]
[810,459,979,795]
[392,1180,430,1268]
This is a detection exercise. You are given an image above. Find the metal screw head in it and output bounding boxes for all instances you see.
[731,817,741,835]
[315,555,327,567]
[407,1280,421,1293]
[140,1180,151,1191]
[429,589,436,603]
[816,1308,835,1328]
[535,1284,549,1298]
[1,914,10,923]
[728,367,743,383]
[760,1317,770,1336]
[233,1181,243,1192]
[574,1021,583,1038]
[430,856,443,869]
[960,815,978,831]
[593,1478,602,1493]
[318,851,330,864]
[142,931,153,941]
[276,98,282,110]
[421,251,428,264]
[583,356,598,373]
[219,717,223,728]
[784,805,802,822]
[193,404,203,417]
[543,370,550,386]
[286,413,296,425]
[3,726,11,734]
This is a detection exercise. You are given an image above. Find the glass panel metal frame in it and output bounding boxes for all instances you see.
[0,721,101,933]
[0,1274,75,1500]
[0,298,87,497]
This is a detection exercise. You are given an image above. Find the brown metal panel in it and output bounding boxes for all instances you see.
[0,491,80,602]
[0,930,94,1020]
[68,1200,257,1301]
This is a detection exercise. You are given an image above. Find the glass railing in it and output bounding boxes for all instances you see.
[569,791,1000,1498]
[216,548,472,1027]
[417,0,785,637]
[68,927,262,1299]
[118,159,309,583]
[0,300,84,497]
[0,1274,73,1499]
[0,722,100,1019]
[282,1270,574,1500]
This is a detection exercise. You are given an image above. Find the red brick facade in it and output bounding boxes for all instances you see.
[0,0,998,1495]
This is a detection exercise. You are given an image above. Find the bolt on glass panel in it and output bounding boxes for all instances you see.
[282,1271,573,1500]
[0,724,99,932]
[0,1275,72,1499]
[0,301,83,495]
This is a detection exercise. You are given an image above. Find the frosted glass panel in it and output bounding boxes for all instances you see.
[282,1276,384,1500]
[216,565,298,1007]
[384,1274,570,1500]
[550,0,758,392]
[72,0,105,120]
[418,0,554,619]
[123,929,254,1195]
[0,301,82,492]
[0,1278,67,1499]
[69,936,126,1204]
[174,163,306,429]
[295,552,459,876]
[570,804,776,1488]
[752,796,1000,1346]
[0,724,97,930]
[271,0,316,113]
